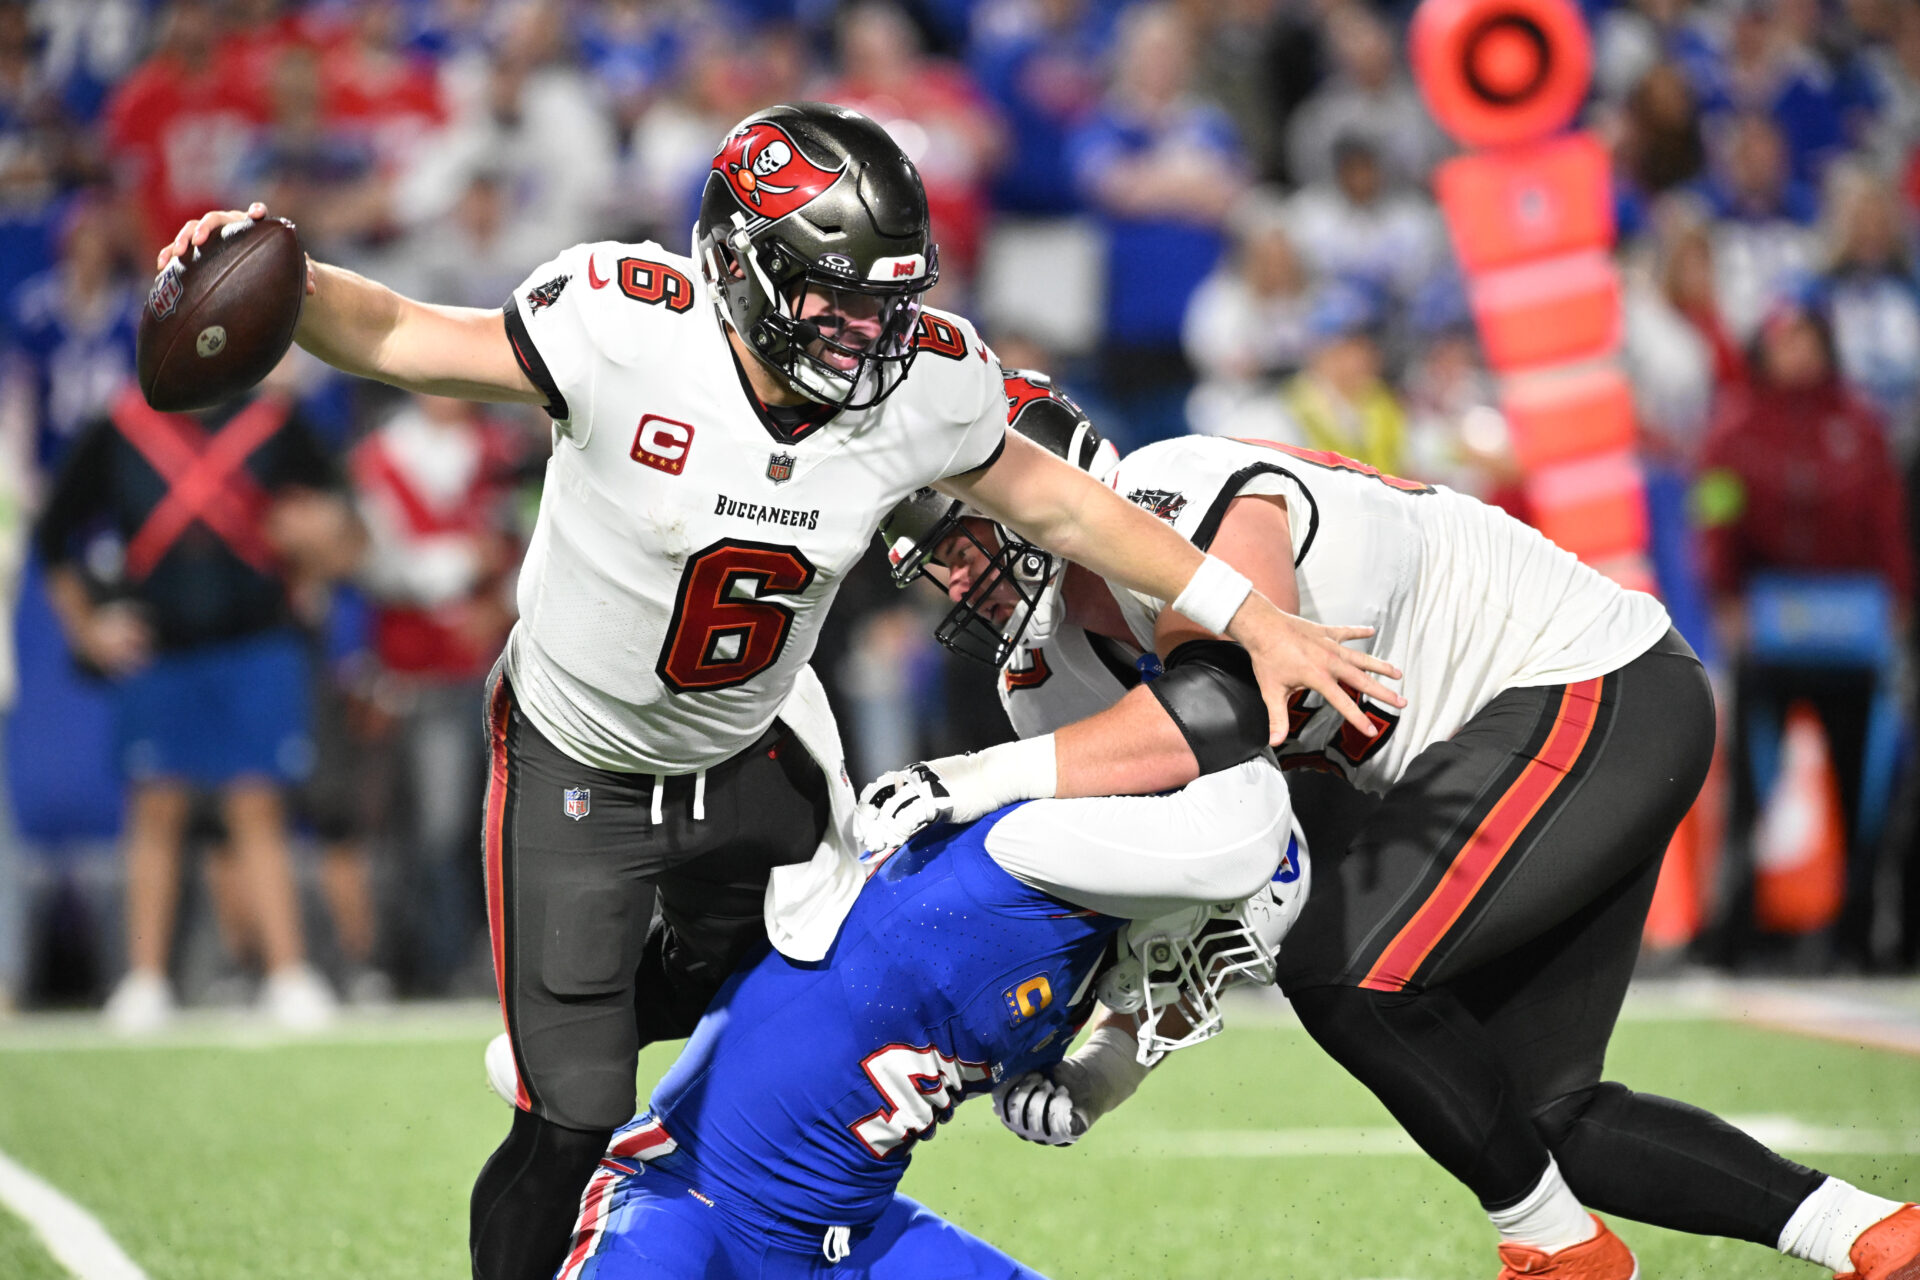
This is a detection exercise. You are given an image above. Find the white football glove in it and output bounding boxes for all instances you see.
[991,1025,1150,1147]
[857,762,955,853]
[857,736,1058,854]
[993,1068,1088,1145]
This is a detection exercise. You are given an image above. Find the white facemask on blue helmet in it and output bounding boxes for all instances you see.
[1096,826,1310,1066]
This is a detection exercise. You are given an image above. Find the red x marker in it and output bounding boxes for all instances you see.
[112,388,285,581]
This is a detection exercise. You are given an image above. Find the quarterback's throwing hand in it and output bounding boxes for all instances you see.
[1236,603,1405,745]
[857,764,955,853]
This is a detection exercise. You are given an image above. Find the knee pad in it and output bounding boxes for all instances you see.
[1530,1081,1626,1151]
[1285,984,1367,1048]
[1289,983,1418,1050]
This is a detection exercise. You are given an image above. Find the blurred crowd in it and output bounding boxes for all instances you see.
[3,0,1920,1024]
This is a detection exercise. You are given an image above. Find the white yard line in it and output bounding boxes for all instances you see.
[0,1146,147,1280]
[0,1001,502,1053]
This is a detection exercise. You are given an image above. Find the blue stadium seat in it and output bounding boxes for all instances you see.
[1742,572,1905,849]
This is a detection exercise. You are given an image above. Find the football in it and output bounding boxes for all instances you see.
[136,216,307,413]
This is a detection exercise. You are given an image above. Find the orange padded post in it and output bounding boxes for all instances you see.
[1502,367,1636,470]
[1415,0,1702,943]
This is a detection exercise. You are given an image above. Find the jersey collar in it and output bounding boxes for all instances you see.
[728,349,839,446]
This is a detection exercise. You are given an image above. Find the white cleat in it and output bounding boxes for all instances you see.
[103,969,174,1035]
[484,1031,521,1106]
[262,964,338,1032]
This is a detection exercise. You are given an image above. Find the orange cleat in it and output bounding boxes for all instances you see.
[1496,1215,1639,1280]
[1839,1204,1920,1280]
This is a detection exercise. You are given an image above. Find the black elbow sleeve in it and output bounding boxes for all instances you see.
[1148,639,1268,775]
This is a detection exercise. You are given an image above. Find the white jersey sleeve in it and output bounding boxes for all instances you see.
[905,308,1008,479]
[504,243,620,441]
[983,759,1292,919]
[1099,436,1313,649]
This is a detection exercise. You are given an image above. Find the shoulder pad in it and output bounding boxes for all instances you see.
[896,305,999,425]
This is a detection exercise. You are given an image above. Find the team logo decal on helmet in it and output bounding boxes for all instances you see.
[695,104,938,412]
[1002,372,1055,423]
[715,121,845,222]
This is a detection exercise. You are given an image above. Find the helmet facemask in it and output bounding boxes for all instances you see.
[1095,901,1280,1067]
[882,492,1059,668]
[702,214,938,413]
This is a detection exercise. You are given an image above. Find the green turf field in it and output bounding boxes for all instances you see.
[0,1008,1917,1278]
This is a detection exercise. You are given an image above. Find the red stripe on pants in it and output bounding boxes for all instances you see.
[1360,678,1605,992]
[483,675,530,1110]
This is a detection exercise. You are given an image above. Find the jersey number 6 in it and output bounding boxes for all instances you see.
[656,540,817,693]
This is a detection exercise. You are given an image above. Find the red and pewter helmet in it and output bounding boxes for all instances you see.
[878,370,1118,666]
[694,102,939,411]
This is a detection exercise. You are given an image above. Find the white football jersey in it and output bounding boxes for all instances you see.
[1006,436,1671,794]
[998,615,1140,743]
[503,240,1007,773]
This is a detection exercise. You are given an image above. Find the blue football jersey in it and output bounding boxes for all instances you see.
[644,804,1124,1229]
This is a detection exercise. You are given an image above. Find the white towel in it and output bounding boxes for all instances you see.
[762,664,865,962]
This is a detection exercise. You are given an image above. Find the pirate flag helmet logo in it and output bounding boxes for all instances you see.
[715,121,845,221]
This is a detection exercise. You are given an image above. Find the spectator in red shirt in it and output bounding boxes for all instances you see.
[217,0,317,101]
[319,0,447,182]
[1698,299,1911,607]
[816,1,1004,295]
[1696,292,1912,968]
[103,0,268,245]
[350,393,528,992]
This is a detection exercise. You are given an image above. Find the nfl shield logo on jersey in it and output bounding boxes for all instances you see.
[563,787,591,821]
[767,452,796,484]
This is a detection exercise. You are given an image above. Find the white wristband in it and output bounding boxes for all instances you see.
[1170,554,1254,636]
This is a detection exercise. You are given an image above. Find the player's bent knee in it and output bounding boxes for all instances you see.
[503,1107,615,1178]
[1286,983,1391,1051]
[1149,640,1268,774]
[531,1061,643,1133]
[470,1111,618,1280]
[1529,1081,1623,1151]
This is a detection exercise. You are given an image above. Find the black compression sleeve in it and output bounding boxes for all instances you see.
[1290,984,1552,1208]
[470,1109,612,1280]
[501,297,570,421]
[1149,639,1268,775]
